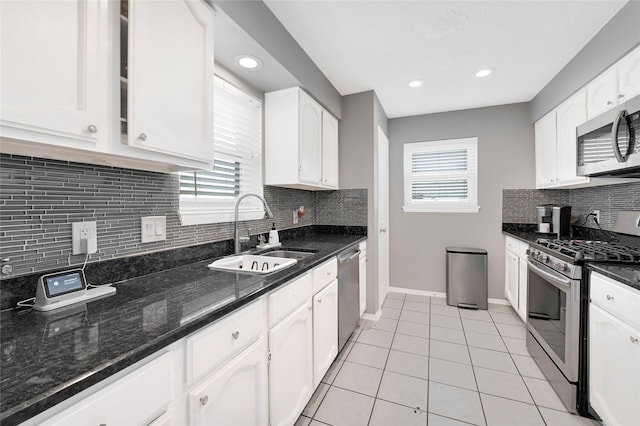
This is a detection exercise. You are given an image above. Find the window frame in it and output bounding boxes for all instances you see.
[178,76,264,226]
[402,137,480,213]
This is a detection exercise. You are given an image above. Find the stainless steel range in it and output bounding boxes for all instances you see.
[526,238,640,415]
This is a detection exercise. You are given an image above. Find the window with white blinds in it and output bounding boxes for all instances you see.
[178,76,264,225]
[403,138,480,213]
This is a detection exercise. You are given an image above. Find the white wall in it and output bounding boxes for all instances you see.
[388,103,534,299]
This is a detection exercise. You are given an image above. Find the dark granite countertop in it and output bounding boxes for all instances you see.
[0,233,365,425]
[587,264,640,291]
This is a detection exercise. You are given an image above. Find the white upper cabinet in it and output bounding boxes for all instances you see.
[586,45,640,119]
[125,0,214,163]
[321,112,340,188]
[298,92,323,185]
[0,0,102,147]
[265,87,339,191]
[534,111,557,188]
[1,0,215,173]
[617,45,640,103]
[555,91,588,185]
[586,67,618,119]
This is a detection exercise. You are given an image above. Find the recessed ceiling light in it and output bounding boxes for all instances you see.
[236,55,262,70]
[474,68,493,78]
[408,80,424,88]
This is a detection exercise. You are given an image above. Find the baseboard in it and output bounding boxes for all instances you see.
[361,309,381,322]
[387,286,510,306]
[387,286,446,299]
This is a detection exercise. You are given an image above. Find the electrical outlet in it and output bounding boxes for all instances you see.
[72,221,97,255]
[293,210,299,225]
[593,210,601,223]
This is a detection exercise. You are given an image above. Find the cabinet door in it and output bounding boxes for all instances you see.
[189,338,268,426]
[0,0,101,145]
[128,0,214,163]
[534,112,557,188]
[504,250,519,313]
[269,302,314,426]
[589,304,640,426]
[555,91,589,186]
[516,258,528,322]
[298,91,323,185]
[586,67,618,119]
[359,256,367,317]
[321,112,339,189]
[617,45,640,103]
[313,280,338,387]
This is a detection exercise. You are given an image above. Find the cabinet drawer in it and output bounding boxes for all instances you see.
[312,258,338,294]
[44,352,172,426]
[269,273,312,326]
[187,299,265,384]
[590,272,640,330]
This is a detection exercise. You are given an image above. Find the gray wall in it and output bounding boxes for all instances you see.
[0,154,366,277]
[215,0,342,118]
[388,103,535,299]
[339,90,389,314]
[530,1,640,122]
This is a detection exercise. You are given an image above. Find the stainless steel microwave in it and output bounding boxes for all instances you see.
[577,94,640,177]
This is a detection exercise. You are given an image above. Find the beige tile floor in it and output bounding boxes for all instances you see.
[296,293,600,426]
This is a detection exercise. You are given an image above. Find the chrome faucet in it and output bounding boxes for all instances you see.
[234,193,274,253]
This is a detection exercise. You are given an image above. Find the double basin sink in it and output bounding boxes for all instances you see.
[207,249,317,275]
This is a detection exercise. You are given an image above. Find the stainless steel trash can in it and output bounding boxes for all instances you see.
[446,247,488,310]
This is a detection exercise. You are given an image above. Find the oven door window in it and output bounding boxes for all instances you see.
[528,268,567,363]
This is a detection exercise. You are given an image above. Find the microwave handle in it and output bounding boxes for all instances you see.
[611,109,630,162]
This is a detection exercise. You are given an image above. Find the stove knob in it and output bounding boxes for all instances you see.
[525,248,531,256]
[559,263,569,272]
[542,255,549,263]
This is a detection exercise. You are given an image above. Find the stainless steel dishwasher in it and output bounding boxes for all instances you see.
[337,245,361,351]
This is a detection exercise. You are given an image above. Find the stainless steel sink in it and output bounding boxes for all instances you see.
[260,249,317,260]
[208,254,297,274]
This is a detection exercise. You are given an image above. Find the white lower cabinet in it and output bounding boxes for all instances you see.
[589,272,640,426]
[188,338,268,426]
[504,236,528,321]
[268,302,314,426]
[25,257,344,426]
[313,280,339,387]
[359,241,367,317]
[39,352,173,426]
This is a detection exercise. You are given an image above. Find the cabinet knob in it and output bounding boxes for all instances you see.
[618,94,624,99]
[317,298,322,304]
[606,294,614,301]
[607,101,613,106]
[630,336,639,344]
[308,306,312,311]
[87,125,98,134]
[200,395,209,406]
[138,133,147,141]
[232,331,240,340]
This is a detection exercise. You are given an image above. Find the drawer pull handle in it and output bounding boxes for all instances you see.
[200,396,209,406]
[318,298,322,304]
[631,336,639,344]
[606,294,614,301]
[99,424,106,426]
[232,331,240,340]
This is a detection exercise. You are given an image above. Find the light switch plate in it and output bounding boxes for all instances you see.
[141,216,166,243]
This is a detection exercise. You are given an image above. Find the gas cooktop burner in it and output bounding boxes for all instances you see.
[536,239,640,263]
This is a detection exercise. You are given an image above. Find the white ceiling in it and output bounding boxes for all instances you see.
[264,0,627,118]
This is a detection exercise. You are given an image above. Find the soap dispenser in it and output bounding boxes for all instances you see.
[268,223,279,245]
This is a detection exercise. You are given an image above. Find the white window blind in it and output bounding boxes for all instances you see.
[179,76,264,225]
[403,138,479,213]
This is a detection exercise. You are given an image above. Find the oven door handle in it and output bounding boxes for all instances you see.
[527,258,572,291]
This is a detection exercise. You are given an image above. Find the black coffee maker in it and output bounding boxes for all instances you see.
[536,204,571,237]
